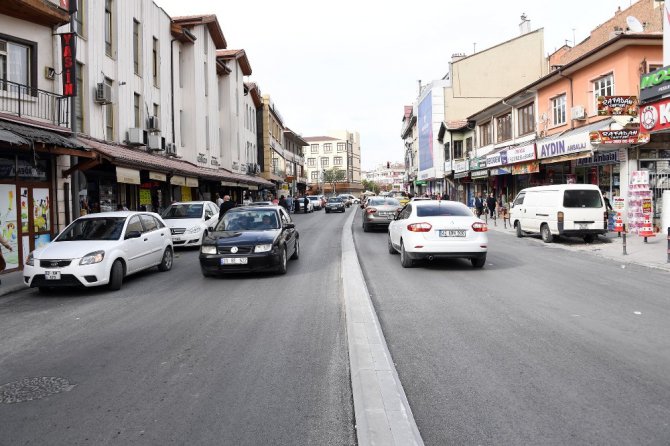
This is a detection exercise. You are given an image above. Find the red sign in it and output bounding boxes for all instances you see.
[60,33,76,97]
[589,129,650,144]
[597,96,638,116]
[640,97,670,132]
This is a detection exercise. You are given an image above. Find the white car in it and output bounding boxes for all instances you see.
[295,199,314,213]
[387,200,488,268]
[161,201,220,247]
[23,211,173,292]
[307,195,323,210]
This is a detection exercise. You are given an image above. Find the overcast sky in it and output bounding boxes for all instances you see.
[155,0,644,170]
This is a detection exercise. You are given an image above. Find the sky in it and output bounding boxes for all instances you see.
[155,0,643,170]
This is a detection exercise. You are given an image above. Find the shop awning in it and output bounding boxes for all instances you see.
[0,117,94,157]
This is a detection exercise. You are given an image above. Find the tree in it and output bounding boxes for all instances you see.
[361,179,381,195]
[322,168,346,195]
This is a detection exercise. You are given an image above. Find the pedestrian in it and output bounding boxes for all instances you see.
[279,195,289,212]
[286,195,294,213]
[218,194,235,220]
[474,192,484,218]
[441,191,449,201]
[151,192,160,214]
[116,203,128,211]
[486,192,497,219]
[603,191,613,211]
[215,193,223,207]
[303,195,309,213]
[0,232,12,285]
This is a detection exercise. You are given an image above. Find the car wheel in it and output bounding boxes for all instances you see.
[387,233,397,254]
[290,238,300,260]
[541,224,553,243]
[400,241,414,268]
[108,260,124,291]
[515,222,524,238]
[363,222,369,232]
[583,234,595,243]
[471,256,486,268]
[276,246,288,275]
[158,247,173,271]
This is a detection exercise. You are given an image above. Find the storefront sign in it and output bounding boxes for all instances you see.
[471,169,489,179]
[538,133,590,159]
[116,167,140,185]
[576,151,619,167]
[469,157,486,170]
[589,129,649,145]
[414,180,427,186]
[596,96,638,116]
[139,189,152,205]
[185,177,199,188]
[171,176,186,186]
[505,143,536,164]
[489,167,512,176]
[640,97,670,132]
[60,33,76,97]
[418,168,435,180]
[511,161,540,175]
[453,160,468,173]
[181,186,192,202]
[149,171,167,182]
[444,160,453,172]
[640,65,670,102]
[613,196,625,211]
[246,185,259,191]
[453,172,470,179]
[485,151,503,168]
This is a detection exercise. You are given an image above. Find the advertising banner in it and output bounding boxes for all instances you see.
[640,97,670,132]
[589,129,649,145]
[596,96,638,116]
[538,133,591,159]
[511,161,540,175]
[60,33,76,97]
[486,150,503,168]
[505,143,536,164]
[576,151,619,167]
[418,92,433,171]
[640,65,670,102]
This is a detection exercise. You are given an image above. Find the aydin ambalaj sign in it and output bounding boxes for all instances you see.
[596,96,638,116]
[589,129,650,144]
[640,97,670,132]
[538,133,590,159]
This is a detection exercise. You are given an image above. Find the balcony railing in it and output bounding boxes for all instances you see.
[0,80,70,127]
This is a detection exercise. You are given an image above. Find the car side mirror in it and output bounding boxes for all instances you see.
[284,223,295,229]
[205,214,212,221]
[125,230,142,239]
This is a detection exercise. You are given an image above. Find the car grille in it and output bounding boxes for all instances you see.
[218,245,254,255]
[171,228,186,235]
[39,259,72,268]
[31,274,84,287]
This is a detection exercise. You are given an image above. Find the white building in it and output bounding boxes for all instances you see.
[303,131,362,194]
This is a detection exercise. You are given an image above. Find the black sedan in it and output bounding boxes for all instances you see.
[199,206,299,276]
[325,197,346,213]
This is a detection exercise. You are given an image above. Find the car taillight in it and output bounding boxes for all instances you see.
[557,211,564,223]
[366,208,377,214]
[407,222,432,232]
[471,222,488,232]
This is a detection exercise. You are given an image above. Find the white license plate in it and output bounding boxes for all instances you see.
[387,215,394,220]
[221,257,248,265]
[173,236,182,241]
[439,230,466,237]
[578,224,589,230]
[44,270,61,280]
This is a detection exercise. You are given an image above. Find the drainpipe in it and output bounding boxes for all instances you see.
[170,38,177,145]
[558,69,575,130]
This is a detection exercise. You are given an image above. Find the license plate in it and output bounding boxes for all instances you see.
[221,257,248,265]
[387,215,394,220]
[578,224,589,230]
[45,270,61,280]
[439,230,466,237]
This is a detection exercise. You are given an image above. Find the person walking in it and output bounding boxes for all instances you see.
[303,195,310,213]
[486,192,497,219]
[215,193,224,207]
[286,195,294,213]
[0,232,13,285]
[218,194,235,220]
[279,195,289,212]
[474,192,484,218]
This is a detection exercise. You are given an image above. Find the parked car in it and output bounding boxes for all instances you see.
[510,184,607,243]
[161,201,220,247]
[295,198,314,213]
[325,197,346,213]
[307,195,323,210]
[23,211,174,291]
[337,194,353,207]
[387,200,488,268]
[199,205,299,275]
[362,197,402,232]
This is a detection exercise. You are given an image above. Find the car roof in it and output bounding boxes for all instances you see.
[77,211,161,219]
[231,205,282,212]
[168,201,210,204]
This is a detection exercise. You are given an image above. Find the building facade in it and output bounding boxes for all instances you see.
[303,132,362,195]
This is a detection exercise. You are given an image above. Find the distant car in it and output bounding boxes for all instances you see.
[23,211,174,291]
[307,195,323,210]
[388,200,488,268]
[362,197,402,232]
[161,201,220,247]
[410,196,432,201]
[325,197,346,213]
[337,194,353,207]
[199,205,299,275]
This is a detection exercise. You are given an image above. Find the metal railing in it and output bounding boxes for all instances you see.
[0,80,70,127]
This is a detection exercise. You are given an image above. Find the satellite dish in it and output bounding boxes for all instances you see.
[626,16,644,33]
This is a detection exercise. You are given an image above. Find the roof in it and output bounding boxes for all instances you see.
[0,0,70,27]
[303,136,340,142]
[244,82,262,108]
[172,15,227,49]
[283,128,309,146]
[0,118,88,150]
[446,120,468,130]
[216,49,252,76]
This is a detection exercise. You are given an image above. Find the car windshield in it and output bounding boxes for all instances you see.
[308,196,319,201]
[416,203,472,217]
[563,190,603,208]
[162,203,204,219]
[216,210,280,231]
[368,198,400,206]
[328,198,342,203]
[56,217,126,241]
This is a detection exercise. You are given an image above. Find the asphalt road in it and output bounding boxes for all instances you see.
[353,208,670,446]
[0,208,355,446]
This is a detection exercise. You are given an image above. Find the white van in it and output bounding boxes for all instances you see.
[510,184,607,243]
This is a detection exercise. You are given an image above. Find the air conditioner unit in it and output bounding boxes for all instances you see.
[95,83,112,104]
[128,128,147,145]
[165,142,177,156]
[147,115,160,131]
[147,134,164,151]
[571,105,587,120]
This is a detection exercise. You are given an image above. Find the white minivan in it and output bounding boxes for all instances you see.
[510,184,607,243]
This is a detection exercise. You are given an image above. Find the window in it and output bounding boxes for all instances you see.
[133,93,141,128]
[480,121,492,146]
[552,94,566,126]
[334,156,343,166]
[465,137,473,158]
[453,140,463,159]
[311,144,319,154]
[307,158,315,167]
[0,38,34,91]
[75,62,84,132]
[74,0,85,36]
[324,143,332,153]
[125,216,143,236]
[104,77,113,140]
[133,19,140,75]
[593,74,614,110]
[140,214,158,232]
[105,0,113,56]
[153,103,159,121]
[518,103,534,136]
[443,142,450,161]
[337,142,346,152]
[152,37,159,86]
[311,171,319,180]
[496,112,512,143]
[321,157,329,167]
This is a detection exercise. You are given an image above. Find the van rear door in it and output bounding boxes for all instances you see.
[561,189,605,232]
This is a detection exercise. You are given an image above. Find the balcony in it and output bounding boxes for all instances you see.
[0,80,70,127]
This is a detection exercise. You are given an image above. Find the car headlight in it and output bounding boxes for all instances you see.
[26,252,34,266]
[185,226,202,234]
[254,244,273,253]
[201,245,217,255]
[80,250,105,265]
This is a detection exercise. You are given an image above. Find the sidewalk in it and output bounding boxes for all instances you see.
[0,269,26,297]
[484,215,670,272]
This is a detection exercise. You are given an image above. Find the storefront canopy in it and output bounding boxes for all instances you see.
[536,119,615,161]
[0,118,92,156]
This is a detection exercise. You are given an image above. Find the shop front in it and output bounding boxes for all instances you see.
[575,150,624,195]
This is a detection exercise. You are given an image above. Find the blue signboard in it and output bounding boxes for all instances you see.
[418,92,433,171]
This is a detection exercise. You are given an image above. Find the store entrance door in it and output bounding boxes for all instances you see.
[18,184,53,268]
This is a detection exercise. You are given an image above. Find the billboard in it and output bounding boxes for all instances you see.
[418,92,433,171]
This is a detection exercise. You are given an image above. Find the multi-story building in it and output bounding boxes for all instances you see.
[303,131,362,195]
[362,163,405,192]
[282,128,308,197]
